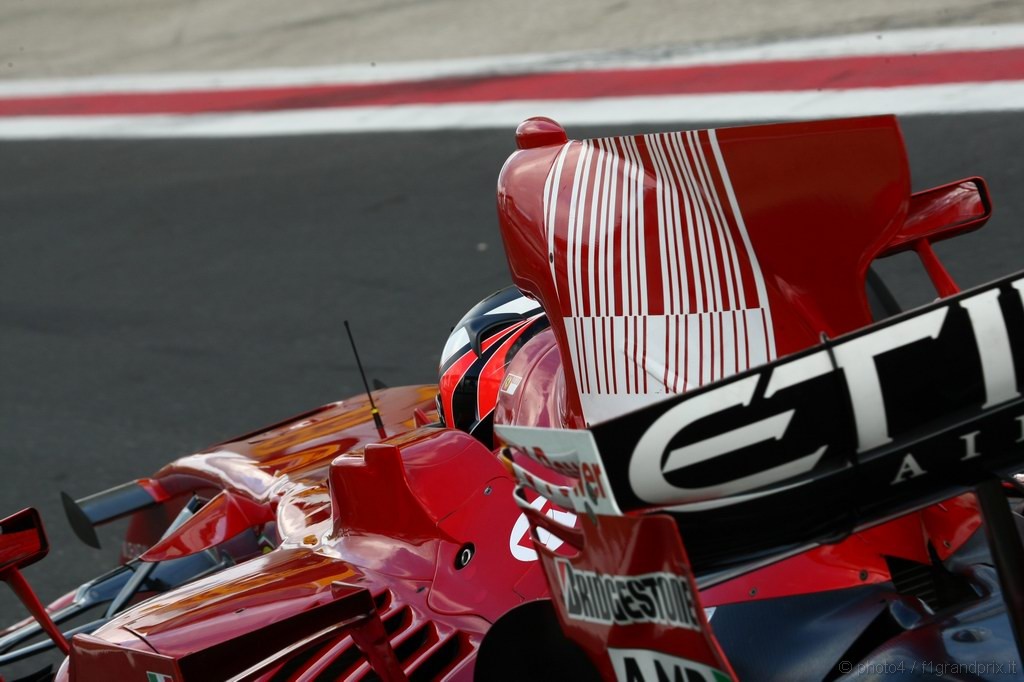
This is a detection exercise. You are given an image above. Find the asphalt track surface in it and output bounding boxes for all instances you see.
[1,113,1023,674]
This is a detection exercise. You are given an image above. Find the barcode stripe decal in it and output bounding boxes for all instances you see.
[542,130,776,423]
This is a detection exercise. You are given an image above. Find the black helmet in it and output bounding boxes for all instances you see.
[438,286,549,445]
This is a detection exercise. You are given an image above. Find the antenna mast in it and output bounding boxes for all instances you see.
[344,320,387,439]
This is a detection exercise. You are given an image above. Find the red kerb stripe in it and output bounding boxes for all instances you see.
[2,48,1022,116]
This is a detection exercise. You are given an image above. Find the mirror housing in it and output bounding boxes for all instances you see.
[0,507,49,573]
[876,178,992,298]
[880,178,991,255]
[0,508,70,654]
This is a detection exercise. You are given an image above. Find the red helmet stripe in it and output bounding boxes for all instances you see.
[439,346,478,427]
[475,313,546,419]
[480,318,530,353]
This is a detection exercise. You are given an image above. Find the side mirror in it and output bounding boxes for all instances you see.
[0,508,49,573]
[0,508,69,654]
[876,178,992,298]
[881,178,991,255]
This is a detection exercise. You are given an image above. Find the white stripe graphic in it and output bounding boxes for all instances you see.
[612,316,626,395]
[663,135,689,316]
[711,311,722,382]
[660,134,689,316]
[680,133,718,315]
[737,310,749,371]
[598,138,616,316]
[631,138,649,315]
[672,135,696,314]
[603,142,613,316]
[686,313,701,389]
[616,137,632,317]
[586,141,604,319]
[670,132,716,313]
[648,134,688,318]
[670,135,693,317]
[709,128,777,361]
[744,309,769,367]
[721,311,737,378]
[563,319,579,394]
[603,296,612,390]
[576,144,595,319]
[544,142,572,303]
[565,143,588,317]
[668,135,703,316]
[605,138,620,318]
[590,319,599,396]
[594,139,608,317]
[544,127,777,423]
[679,130,729,311]
[657,135,682,318]
[627,136,647,315]
[645,134,672,322]
[560,143,586,390]
[691,130,742,310]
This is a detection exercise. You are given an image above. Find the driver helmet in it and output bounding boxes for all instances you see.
[438,286,549,445]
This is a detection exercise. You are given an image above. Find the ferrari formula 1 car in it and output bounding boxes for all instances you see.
[2,114,1024,681]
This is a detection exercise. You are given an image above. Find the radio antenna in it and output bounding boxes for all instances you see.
[344,320,387,439]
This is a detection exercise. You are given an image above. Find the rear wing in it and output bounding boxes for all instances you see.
[497,270,1024,679]
[497,116,994,432]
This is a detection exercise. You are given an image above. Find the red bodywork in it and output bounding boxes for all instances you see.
[58,386,552,680]
[1,115,996,681]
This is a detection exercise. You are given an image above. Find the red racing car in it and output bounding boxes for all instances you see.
[2,115,1024,681]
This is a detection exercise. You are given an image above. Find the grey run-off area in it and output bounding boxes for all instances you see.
[0,0,1020,78]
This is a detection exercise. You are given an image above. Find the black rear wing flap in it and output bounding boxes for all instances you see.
[498,270,1024,576]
